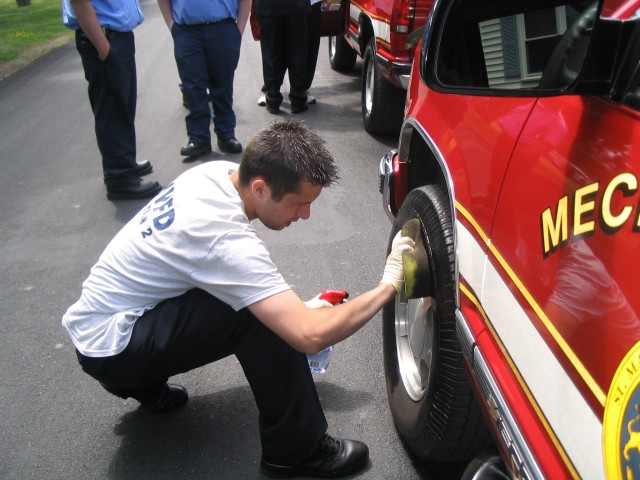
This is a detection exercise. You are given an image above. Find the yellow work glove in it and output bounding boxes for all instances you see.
[380,231,415,294]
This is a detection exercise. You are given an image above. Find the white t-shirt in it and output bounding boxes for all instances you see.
[62,161,290,357]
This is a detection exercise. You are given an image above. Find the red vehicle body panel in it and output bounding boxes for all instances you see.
[384,0,640,477]
[405,85,538,237]
[493,95,640,413]
[345,0,432,62]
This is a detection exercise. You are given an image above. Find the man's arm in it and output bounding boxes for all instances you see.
[249,283,397,355]
[157,0,175,29]
[248,233,413,354]
[236,0,251,35]
[70,0,110,60]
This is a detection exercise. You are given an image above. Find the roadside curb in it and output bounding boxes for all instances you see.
[0,34,73,83]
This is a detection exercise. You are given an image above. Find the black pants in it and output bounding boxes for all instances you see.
[258,13,308,109]
[76,289,327,458]
[75,30,138,184]
[304,1,322,92]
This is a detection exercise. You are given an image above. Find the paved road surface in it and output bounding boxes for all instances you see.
[0,2,468,479]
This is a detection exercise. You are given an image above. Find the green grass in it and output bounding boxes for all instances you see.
[0,0,72,63]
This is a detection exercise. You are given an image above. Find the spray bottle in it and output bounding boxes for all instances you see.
[307,289,349,374]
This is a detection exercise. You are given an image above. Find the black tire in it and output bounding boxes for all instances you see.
[361,39,405,135]
[328,35,357,71]
[383,186,491,461]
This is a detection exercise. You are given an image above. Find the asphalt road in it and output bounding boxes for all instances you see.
[0,2,468,479]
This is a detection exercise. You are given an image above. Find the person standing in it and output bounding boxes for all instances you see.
[257,0,321,108]
[304,0,322,101]
[158,0,250,159]
[256,0,310,114]
[61,121,413,477]
[62,0,162,201]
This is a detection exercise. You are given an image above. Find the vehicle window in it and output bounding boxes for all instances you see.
[433,0,598,92]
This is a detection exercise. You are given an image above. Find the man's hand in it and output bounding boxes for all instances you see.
[157,0,176,30]
[304,294,333,309]
[70,0,110,60]
[380,231,415,293]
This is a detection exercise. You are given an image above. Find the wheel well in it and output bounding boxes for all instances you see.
[405,129,449,196]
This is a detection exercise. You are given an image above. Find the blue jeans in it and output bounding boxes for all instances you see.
[171,20,241,144]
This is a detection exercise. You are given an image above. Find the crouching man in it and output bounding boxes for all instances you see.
[62,121,413,478]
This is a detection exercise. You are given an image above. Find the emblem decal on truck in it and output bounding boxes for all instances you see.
[603,341,640,479]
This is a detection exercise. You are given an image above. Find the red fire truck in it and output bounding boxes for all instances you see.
[378,0,640,477]
[328,0,433,134]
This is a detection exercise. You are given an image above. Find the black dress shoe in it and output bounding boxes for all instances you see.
[180,142,212,158]
[135,160,153,177]
[291,104,308,114]
[137,383,189,414]
[261,434,369,478]
[266,104,281,114]
[218,137,243,153]
[106,177,162,201]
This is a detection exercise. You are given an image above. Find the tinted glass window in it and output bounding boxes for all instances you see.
[433,0,597,91]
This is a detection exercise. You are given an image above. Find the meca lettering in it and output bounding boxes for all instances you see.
[540,172,640,257]
[139,184,175,238]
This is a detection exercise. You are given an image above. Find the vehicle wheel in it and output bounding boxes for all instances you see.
[361,39,405,135]
[383,185,491,461]
[328,35,357,71]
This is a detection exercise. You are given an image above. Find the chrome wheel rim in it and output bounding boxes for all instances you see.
[395,292,436,401]
[329,36,336,60]
[364,56,374,115]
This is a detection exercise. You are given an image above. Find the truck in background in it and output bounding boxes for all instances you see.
[328,0,433,134]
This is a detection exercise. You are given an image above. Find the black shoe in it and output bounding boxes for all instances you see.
[291,104,308,114]
[267,104,281,114]
[261,434,369,478]
[218,137,243,153]
[106,177,162,201]
[103,161,153,184]
[180,142,212,158]
[135,160,153,177]
[137,383,189,414]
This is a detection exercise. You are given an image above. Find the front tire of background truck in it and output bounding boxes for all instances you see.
[383,185,491,462]
[361,39,405,135]
[328,35,357,71]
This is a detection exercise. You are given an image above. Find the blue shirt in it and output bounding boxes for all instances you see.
[62,0,144,32]
[170,0,240,25]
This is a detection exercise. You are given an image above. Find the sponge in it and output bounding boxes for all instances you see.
[401,219,432,298]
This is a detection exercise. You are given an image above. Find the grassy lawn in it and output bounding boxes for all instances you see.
[0,0,72,79]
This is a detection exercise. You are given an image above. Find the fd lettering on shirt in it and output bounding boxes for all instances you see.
[139,184,175,238]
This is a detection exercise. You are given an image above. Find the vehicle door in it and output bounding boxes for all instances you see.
[487,2,640,477]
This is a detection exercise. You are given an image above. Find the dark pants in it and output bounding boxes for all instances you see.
[76,289,327,458]
[75,30,138,184]
[171,20,241,145]
[258,13,309,109]
[304,2,322,92]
